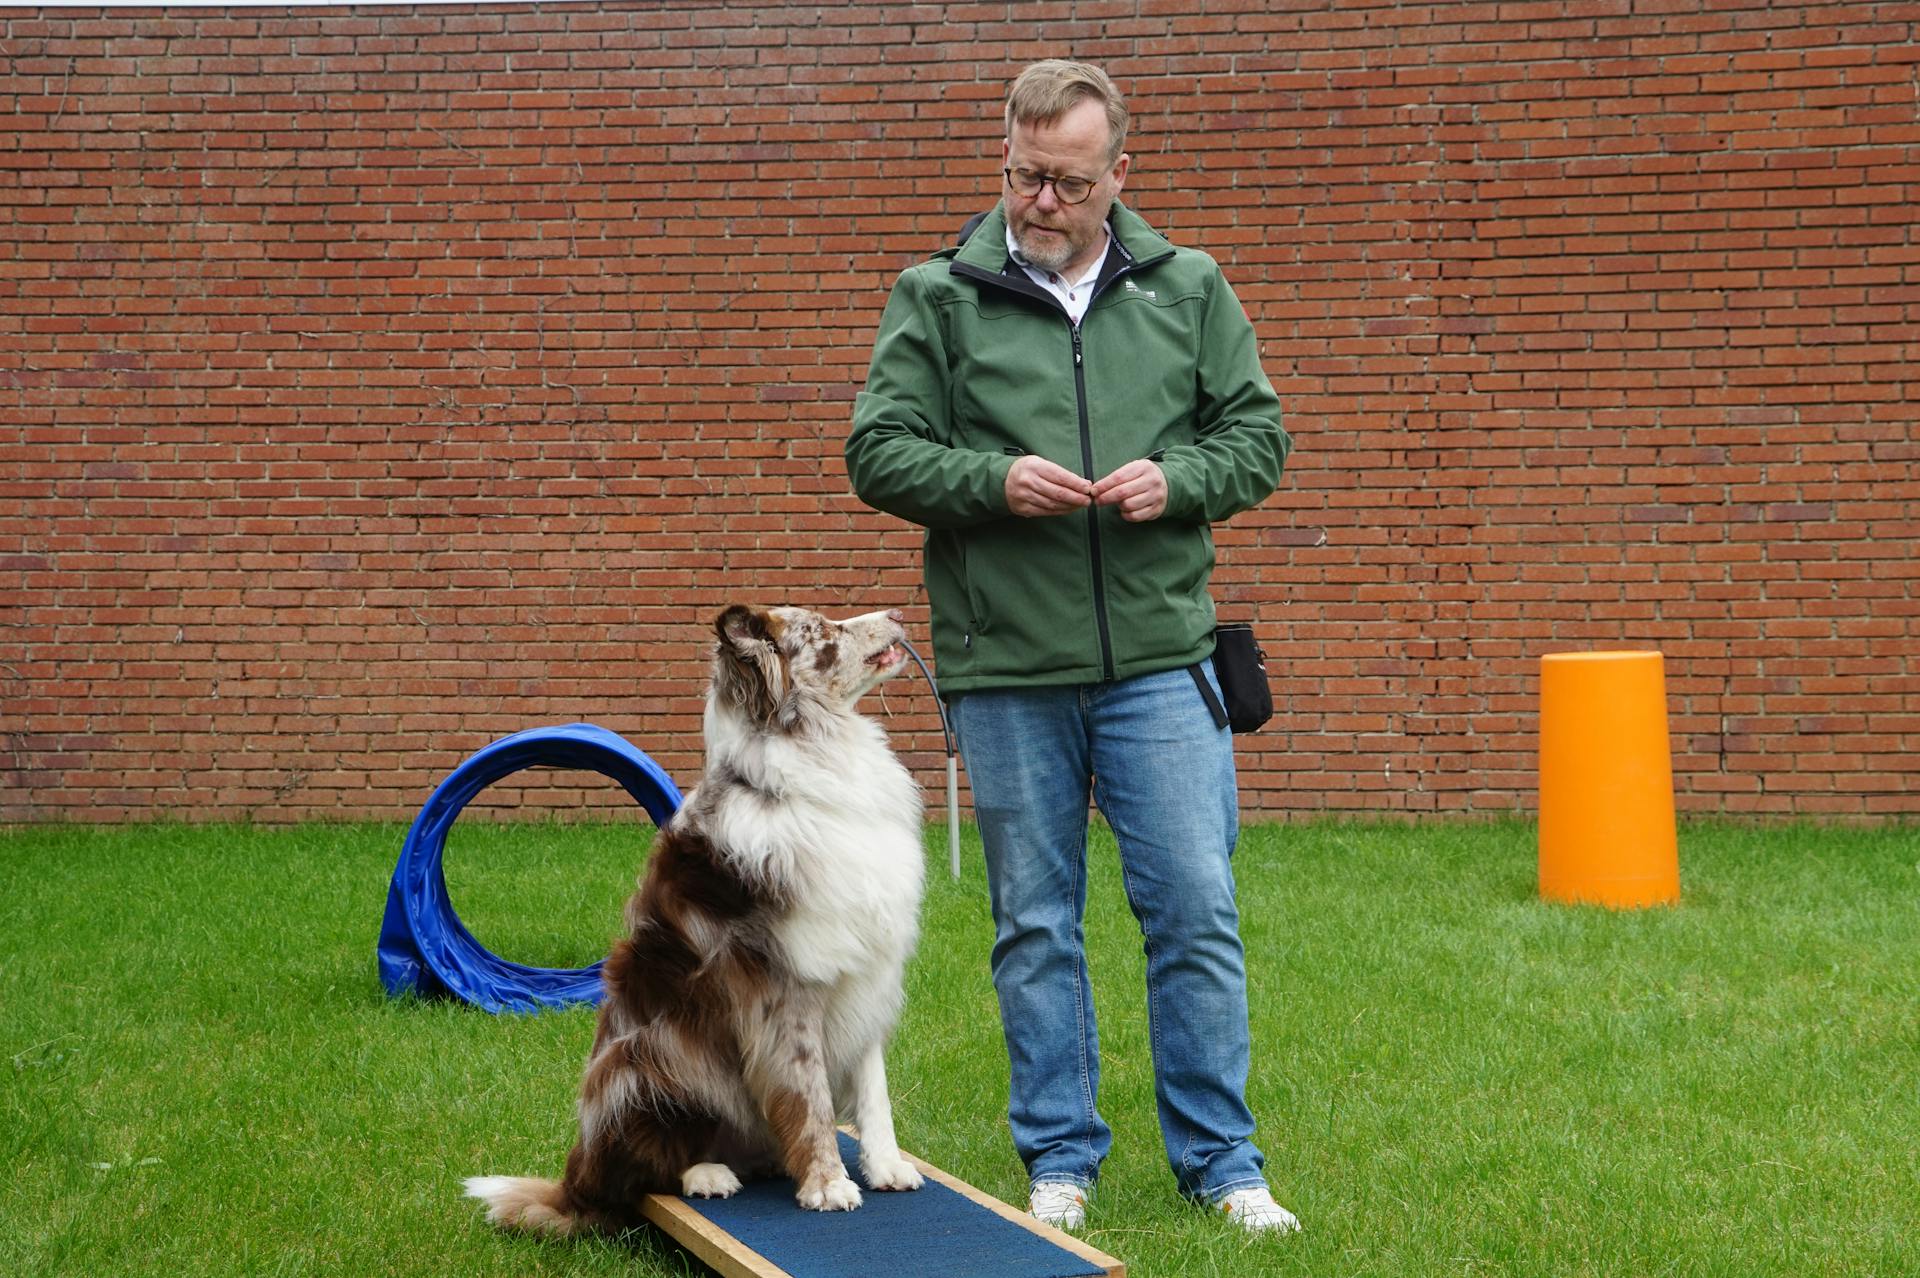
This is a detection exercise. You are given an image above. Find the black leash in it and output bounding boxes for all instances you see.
[897,638,961,880]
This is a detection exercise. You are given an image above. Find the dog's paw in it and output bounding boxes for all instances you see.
[797,1174,863,1212]
[680,1163,743,1199]
[860,1152,924,1192]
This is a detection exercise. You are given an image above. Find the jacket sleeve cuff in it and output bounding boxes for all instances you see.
[1155,452,1203,522]
[983,453,1018,518]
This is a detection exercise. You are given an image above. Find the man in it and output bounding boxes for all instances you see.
[845,60,1297,1235]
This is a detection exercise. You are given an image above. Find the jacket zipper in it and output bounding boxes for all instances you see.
[1069,321,1116,681]
[952,248,1165,683]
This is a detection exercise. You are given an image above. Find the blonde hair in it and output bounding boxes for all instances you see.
[1004,60,1128,163]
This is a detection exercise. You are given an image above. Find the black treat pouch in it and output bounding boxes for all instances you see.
[1189,623,1273,734]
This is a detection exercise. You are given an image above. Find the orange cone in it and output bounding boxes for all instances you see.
[1537,651,1680,908]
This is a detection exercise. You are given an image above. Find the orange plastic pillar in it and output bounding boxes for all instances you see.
[1537,651,1680,908]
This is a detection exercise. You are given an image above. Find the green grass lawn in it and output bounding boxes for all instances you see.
[3,816,1915,1277]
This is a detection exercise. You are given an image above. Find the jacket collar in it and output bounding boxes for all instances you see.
[949,200,1174,278]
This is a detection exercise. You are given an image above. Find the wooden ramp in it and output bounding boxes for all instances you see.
[640,1133,1123,1278]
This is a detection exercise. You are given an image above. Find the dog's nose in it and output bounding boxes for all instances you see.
[887,609,905,623]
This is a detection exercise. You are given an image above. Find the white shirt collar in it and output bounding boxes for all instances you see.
[1005,225,1111,324]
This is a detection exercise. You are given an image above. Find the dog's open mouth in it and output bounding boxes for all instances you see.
[866,641,907,669]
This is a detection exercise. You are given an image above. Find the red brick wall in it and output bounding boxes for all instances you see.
[4,2,1916,822]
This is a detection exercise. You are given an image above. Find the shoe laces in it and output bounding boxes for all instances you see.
[1219,1185,1301,1233]
[1030,1181,1087,1228]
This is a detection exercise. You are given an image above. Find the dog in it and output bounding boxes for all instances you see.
[465,604,927,1232]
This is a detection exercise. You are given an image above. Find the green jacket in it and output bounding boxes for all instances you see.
[846,202,1290,693]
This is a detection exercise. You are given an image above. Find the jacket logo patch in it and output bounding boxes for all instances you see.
[1123,279,1157,299]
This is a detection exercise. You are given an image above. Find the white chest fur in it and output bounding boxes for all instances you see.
[696,711,925,985]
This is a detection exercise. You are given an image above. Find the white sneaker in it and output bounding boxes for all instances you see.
[1029,1180,1088,1230]
[1217,1185,1301,1234]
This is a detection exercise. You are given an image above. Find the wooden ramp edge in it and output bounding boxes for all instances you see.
[637,1146,1125,1278]
[639,1192,785,1278]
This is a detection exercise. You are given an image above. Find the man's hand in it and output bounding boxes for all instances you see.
[1005,455,1095,517]
[1092,459,1168,522]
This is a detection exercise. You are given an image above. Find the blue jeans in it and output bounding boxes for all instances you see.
[948,664,1266,1202]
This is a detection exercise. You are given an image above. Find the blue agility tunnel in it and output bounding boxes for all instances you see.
[377,722,683,1013]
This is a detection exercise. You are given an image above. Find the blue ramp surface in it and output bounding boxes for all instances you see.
[665,1132,1113,1278]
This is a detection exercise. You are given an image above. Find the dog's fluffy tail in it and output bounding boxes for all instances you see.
[464,1175,583,1236]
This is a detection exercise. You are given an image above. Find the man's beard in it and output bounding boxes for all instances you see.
[1012,221,1078,273]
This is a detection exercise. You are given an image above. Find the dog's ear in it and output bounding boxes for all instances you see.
[713,605,787,725]
[715,604,770,649]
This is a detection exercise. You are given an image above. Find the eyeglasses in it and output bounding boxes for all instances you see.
[1004,166,1099,205]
